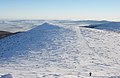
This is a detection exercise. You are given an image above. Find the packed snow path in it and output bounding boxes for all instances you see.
[0,23,120,78]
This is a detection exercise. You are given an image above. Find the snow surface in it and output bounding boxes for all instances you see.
[0,74,13,78]
[0,22,120,78]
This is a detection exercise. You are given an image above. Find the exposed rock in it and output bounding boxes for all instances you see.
[0,31,21,39]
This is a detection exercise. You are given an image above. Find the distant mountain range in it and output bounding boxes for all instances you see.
[84,22,120,32]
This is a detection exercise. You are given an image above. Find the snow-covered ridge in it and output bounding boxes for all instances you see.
[0,23,68,60]
[0,23,120,78]
[0,23,84,77]
[85,22,120,32]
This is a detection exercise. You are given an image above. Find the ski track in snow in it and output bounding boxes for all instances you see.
[0,23,120,78]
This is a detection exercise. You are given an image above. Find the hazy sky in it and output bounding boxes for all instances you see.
[0,0,120,21]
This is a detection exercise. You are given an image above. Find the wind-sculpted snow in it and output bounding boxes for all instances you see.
[0,23,75,60]
[0,23,120,78]
[80,27,120,77]
[0,23,83,77]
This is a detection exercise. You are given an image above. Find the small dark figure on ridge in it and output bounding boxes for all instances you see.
[89,72,92,76]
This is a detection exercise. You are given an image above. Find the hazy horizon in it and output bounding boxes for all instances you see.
[0,0,120,21]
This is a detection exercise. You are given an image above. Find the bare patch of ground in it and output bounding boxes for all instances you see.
[0,31,20,39]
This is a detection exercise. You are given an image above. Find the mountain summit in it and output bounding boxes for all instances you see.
[0,23,64,59]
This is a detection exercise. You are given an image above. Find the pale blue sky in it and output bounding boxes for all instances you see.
[0,0,120,21]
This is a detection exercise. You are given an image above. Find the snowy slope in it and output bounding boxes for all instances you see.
[80,27,120,77]
[86,22,120,32]
[0,23,120,78]
[0,23,85,78]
